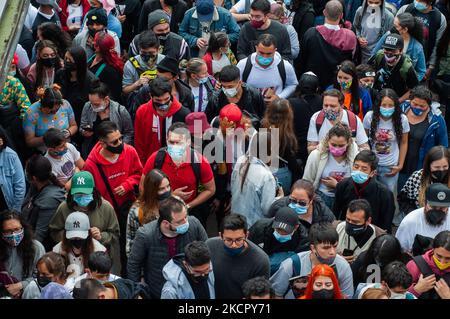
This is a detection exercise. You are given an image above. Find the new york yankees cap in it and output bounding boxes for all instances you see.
[71,171,94,195]
[65,212,90,239]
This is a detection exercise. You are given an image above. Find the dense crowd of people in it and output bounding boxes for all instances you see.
[1,0,450,300]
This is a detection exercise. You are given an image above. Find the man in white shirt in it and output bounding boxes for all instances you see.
[396,183,450,254]
[307,89,369,153]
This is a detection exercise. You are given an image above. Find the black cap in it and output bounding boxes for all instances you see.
[272,207,299,233]
[299,71,319,93]
[157,56,180,76]
[382,33,404,50]
[426,183,450,207]
[86,8,108,27]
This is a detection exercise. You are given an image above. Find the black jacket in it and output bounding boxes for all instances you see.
[333,177,395,233]
[138,0,188,34]
[105,278,151,299]
[204,83,265,123]
[129,32,190,62]
[248,217,310,256]
[291,2,315,46]
[267,196,336,231]
[114,0,142,50]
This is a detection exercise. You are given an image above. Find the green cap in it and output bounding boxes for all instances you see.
[71,171,95,195]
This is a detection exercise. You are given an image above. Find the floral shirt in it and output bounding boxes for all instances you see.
[23,99,75,137]
[0,75,30,119]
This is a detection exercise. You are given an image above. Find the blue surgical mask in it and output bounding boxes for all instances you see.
[174,221,189,235]
[273,230,292,243]
[351,170,370,184]
[257,55,273,66]
[51,148,68,157]
[411,106,424,116]
[284,0,291,6]
[414,0,428,11]
[314,251,335,265]
[73,194,94,207]
[288,202,308,215]
[380,107,395,118]
[167,144,186,162]
[223,244,245,256]
[197,76,209,84]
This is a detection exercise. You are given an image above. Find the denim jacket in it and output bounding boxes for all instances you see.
[401,101,449,170]
[0,147,25,212]
[179,6,240,57]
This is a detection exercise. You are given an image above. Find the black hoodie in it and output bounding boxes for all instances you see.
[104,278,150,299]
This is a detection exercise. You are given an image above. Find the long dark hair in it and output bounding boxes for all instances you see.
[0,211,36,279]
[35,40,62,90]
[139,169,169,224]
[25,154,61,187]
[333,61,361,115]
[37,22,72,59]
[369,88,403,146]
[65,46,88,87]
[60,231,95,271]
[437,22,450,59]
[396,13,424,45]
[206,32,229,54]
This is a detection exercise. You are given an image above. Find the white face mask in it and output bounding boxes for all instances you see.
[93,103,107,113]
[222,86,238,98]
[390,291,407,299]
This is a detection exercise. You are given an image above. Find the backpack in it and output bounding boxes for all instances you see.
[285,253,304,298]
[315,109,358,138]
[373,50,415,82]
[242,55,287,89]
[128,56,158,79]
[412,255,450,299]
[270,251,297,276]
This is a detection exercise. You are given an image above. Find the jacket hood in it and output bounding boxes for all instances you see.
[162,255,186,287]
[250,52,282,71]
[316,25,357,52]
[86,142,136,166]
[422,249,450,275]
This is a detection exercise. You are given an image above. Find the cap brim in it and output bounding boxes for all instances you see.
[382,45,398,50]
[66,230,89,240]
[272,221,295,233]
[71,187,93,195]
[427,200,450,207]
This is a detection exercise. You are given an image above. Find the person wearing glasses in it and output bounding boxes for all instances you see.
[268,179,336,232]
[206,214,270,299]
[161,241,215,299]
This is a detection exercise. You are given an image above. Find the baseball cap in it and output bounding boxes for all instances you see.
[157,56,180,76]
[71,171,95,195]
[86,8,108,26]
[426,183,450,207]
[299,71,319,92]
[219,104,242,124]
[186,112,211,134]
[65,212,90,240]
[37,0,59,9]
[196,0,215,22]
[382,33,404,50]
[147,9,170,30]
[272,207,299,233]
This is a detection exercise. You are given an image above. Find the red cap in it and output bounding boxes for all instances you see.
[12,53,19,66]
[185,112,211,134]
[219,104,242,126]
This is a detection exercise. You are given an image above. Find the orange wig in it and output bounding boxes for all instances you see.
[300,264,342,299]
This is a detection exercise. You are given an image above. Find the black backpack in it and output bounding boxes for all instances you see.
[412,254,450,299]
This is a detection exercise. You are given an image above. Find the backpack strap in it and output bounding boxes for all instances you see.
[291,253,301,277]
[345,109,358,138]
[242,56,253,83]
[277,60,287,89]
[412,255,435,278]
[399,55,414,82]
[154,147,167,170]
[96,163,119,211]
[95,63,107,78]
[315,110,326,136]
[129,56,145,77]
[190,149,202,190]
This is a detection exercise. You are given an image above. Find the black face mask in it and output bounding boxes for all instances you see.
[158,33,170,42]
[425,209,447,226]
[70,239,86,249]
[158,189,171,201]
[390,26,400,34]
[312,289,335,299]
[37,275,52,288]
[141,53,157,64]
[106,142,124,154]
[65,61,76,72]
[41,57,58,68]
[345,222,367,237]
[88,28,99,38]
[431,170,449,183]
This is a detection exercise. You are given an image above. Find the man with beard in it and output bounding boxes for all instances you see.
[396,183,450,255]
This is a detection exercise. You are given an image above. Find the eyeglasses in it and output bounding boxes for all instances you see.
[289,197,308,206]
[223,237,246,246]
[186,264,212,277]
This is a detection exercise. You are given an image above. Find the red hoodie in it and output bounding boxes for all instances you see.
[83,143,143,209]
[134,96,189,165]
[58,0,91,32]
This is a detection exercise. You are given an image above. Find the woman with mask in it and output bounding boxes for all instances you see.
[363,88,409,192]
[87,31,124,103]
[126,169,171,257]
[22,252,68,299]
[22,155,66,251]
[52,212,107,280]
[300,264,343,299]
[186,58,217,113]
[48,171,121,276]
[303,123,359,210]
[0,211,45,298]
[32,22,73,64]
[203,32,237,78]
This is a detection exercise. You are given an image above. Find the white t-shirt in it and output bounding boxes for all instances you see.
[318,155,351,197]
[233,0,276,13]
[45,143,80,184]
[66,4,83,29]
[191,85,209,112]
[307,110,369,146]
[363,111,410,166]
[212,54,231,75]
[53,239,107,279]
[396,207,450,252]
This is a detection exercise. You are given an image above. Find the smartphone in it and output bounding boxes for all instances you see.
[342,249,354,257]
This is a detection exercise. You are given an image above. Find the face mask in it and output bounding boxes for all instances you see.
[362,81,374,89]
[167,144,186,162]
[197,76,209,85]
[93,103,107,113]
[288,202,308,215]
[256,55,273,66]
[164,0,179,6]
[284,0,292,6]
[158,33,170,41]
[273,230,292,243]
[223,244,245,256]
[154,100,170,111]
[411,106,424,116]
[431,170,449,183]
[174,221,189,235]
[368,3,380,10]
[8,70,16,77]
[2,229,24,247]
[37,275,52,288]
[345,222,367,237]
[351,170,370,184]
[314,251,335,265]
[106,143,124,154]
[433,254,450,270]
[50,148,68,157]
[251,19,265,29]
[312,288,335,299]
[324,109,340,121]
[390,291,407,299]
[380,107,395,117]
[425,209,447,226]
[414,0,428,11]
[65,61,76,72]
[73,194,94,207]
[339,79,352,91]
[222,86,238,98]
[41,57,58,68]
[158,190,171,201]
[88,28,99,38]
[70,239,85,249]
[329,145,347,157]
[384,54,400,65]
[141,53,156,64]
